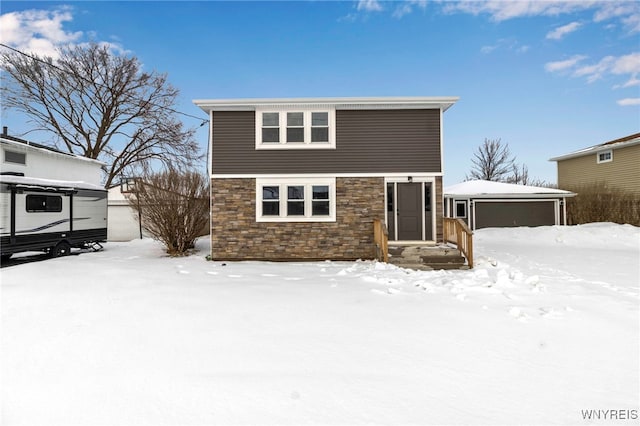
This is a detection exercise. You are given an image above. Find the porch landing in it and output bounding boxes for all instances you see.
[388,245,469,271]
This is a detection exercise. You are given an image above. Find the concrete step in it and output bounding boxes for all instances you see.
[388,244,468,271]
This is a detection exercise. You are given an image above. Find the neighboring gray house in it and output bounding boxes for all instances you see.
[194,96,458,261]
[444,180,575,230]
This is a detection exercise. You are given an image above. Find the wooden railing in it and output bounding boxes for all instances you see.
[373,218,389,262]
[443,218,474,268]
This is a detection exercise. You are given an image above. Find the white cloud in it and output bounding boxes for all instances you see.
[0,7,126,59]
[357,0,384,13]
[594,1,640,33]
[544,54,588,72]
[546,21,583,40]
[0,7,82,58]
[480,38,529,55]
[443,1,595,22]
[392,0,428,19]
[617,98,640,106]
[570,52,640,83]
[444,1,639,34]
[614,75,640,89]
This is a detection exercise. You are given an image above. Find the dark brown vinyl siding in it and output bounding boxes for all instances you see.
[211,109,441,174]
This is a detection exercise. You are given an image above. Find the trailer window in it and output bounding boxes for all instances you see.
[26,195,63,213]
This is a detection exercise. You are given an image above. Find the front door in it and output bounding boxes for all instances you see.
[397,183,423,240]
[387,180,434,241]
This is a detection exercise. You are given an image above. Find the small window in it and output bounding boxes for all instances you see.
[455,200,467,218]
[311,112,329,143]
[286,112,304,143]
[287,185,305,216]
[4,150,26,165]
[597,149,612,164]
[262,186,280,216]
[26,195,63,213]
[261,112,280,143]
[312,185,330,216]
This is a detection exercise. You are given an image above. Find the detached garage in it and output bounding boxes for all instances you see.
[444,180,575,230]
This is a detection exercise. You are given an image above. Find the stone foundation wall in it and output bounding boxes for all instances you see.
[211,177,385,260]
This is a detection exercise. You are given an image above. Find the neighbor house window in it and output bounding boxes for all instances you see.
[597,149,612,164]
[4,150,26,165]
[454,200,467,218]
[26,195,63,213]
[256,108,336,149]
[256,177,336,222]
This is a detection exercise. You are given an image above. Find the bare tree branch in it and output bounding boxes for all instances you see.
[467,138,515,181]
[1,43,202,187]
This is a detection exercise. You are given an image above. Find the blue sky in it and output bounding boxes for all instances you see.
[1,1,639,186]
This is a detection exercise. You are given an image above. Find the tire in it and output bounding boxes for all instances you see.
[52,241,72,258]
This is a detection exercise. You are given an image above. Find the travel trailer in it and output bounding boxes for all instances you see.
[1,129,107,260]
[0,174,107,259]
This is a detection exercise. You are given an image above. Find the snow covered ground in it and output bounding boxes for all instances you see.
[1,223,638,425]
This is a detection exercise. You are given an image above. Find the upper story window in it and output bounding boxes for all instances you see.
[597,149,612,164]
[256,177,336,222]
[4,149,26,165]
[256,108,336,150]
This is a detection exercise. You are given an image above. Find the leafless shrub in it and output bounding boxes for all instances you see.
[565,183,640,226]
[127,169,209,256]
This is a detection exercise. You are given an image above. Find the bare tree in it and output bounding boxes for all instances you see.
[506,163,530,185]
[127,168,209,256]
[1,43,201,187]
[467,138,515,181]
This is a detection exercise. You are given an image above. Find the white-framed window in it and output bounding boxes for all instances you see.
[256,108,336,149]
[597,149,613,164]
[454,200,467,218]
[256,177,336,222]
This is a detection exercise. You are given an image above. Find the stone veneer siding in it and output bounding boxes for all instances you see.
[211,177,385,260]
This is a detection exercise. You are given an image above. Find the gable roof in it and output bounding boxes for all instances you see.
[444,180,575,198]
[194,96,459,112]
[549,132,640,162]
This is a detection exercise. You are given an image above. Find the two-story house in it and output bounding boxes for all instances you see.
[194,97,458,261]
[550,132,640,196]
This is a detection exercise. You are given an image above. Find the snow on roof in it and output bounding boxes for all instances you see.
[0,174,105,191]
[444,180,575,198]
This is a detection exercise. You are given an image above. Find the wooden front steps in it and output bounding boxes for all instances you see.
[388,245,469,271]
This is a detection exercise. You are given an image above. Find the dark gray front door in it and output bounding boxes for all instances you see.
[397,183,423,240]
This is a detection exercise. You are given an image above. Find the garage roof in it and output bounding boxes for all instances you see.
[445,180,575,198]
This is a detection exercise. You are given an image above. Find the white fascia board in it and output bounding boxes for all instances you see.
[549,137,640,162]
[194,96,459,113]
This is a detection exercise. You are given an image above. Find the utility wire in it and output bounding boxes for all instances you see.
[0,43,208,125]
